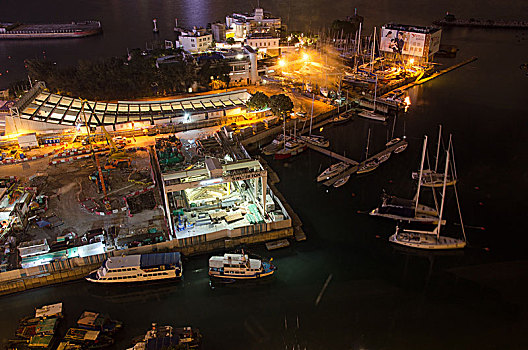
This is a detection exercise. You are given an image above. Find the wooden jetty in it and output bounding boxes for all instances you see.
[305,143,358,165]
[321,139,408,187]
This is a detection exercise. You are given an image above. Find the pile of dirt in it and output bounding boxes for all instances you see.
[127,191,156,214]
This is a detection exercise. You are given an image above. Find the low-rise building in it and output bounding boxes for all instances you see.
[246,33,280,51]
[178,28,213,53]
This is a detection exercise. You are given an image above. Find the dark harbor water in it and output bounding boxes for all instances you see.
[1,1,528,349]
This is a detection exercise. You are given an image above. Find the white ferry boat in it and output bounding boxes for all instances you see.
[85,252,182,284]
[208,252,276,280]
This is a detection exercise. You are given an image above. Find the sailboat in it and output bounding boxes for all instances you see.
[389,140,467,250]
[317,162,349,182]
[357,128,379,174]
[412,125,457,187]
[369,136,443,224]
[300,94,330,148]
[274,118,307,160]
[357,27,387,122]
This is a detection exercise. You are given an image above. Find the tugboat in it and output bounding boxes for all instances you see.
[63,328,114,349]
[128,323,202,350]
[208,251,276,280]
[77,312,122,335]
[9,303,63,350]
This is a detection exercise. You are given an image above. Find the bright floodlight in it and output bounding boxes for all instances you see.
[409,58,415,65]
[278,59,286,67]
[404,96,411,106]
[302,53,310,61]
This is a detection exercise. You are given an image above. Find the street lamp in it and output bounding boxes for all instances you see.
[278,59,286,68]
[302,53,310,61]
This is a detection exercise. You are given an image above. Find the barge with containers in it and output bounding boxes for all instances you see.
[0,21,102,39]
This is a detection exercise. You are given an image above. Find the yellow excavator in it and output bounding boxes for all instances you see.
[80,100,131,170]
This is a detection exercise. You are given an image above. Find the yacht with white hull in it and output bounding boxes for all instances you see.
[390,139,467,250]
[86,252,182,283]
[209,252,276,280]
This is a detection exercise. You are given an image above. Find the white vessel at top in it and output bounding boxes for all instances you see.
[85,252,182,283]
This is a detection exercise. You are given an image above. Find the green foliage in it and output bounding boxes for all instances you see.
[246,91,270,111]
[226,37,235,45]
[269,94,293,119]
[24,51,230,100]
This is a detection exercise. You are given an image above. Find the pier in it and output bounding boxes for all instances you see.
[391,57,478,94]
[321,139,408,187]
[305,143,358,165]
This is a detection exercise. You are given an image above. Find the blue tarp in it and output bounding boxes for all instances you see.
[37,220,51,228]
[140,252,181,269]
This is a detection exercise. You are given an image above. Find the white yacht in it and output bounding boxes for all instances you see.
[209,252,276,280]
[86,252,182,283]
[390,140,467,250]
[317,162,349,182]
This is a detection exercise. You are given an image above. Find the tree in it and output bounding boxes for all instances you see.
[269,94,294,120]
[246,91,270,111]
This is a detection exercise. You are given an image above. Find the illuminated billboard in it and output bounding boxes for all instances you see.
[380,27,426,57]
[428,30,441,55]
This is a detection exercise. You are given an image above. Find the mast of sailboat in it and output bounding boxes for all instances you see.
[282,114,286,150]
[448,135,466,242]
[373,74,378,113]
[370,27,376,73]
[309,93,315,136]
[356,23,362,72]
[365,127,371,159]
[414,135,428,213]
[434,124,442,172]
[436,145,451,239]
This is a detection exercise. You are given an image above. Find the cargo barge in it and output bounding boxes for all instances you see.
[433,13,528,29]
[0,21,102,39]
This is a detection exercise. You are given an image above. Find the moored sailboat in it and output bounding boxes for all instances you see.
[389,141,467,250]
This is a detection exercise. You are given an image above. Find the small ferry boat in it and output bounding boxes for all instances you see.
[317,162,349,182]
[128,324,201,350]
[209,252,276,280]
[85,252,182,284]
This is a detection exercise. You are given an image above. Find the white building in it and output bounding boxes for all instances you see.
[246,34,280,51]
[178,29,213,53]
[226,7,281,40]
